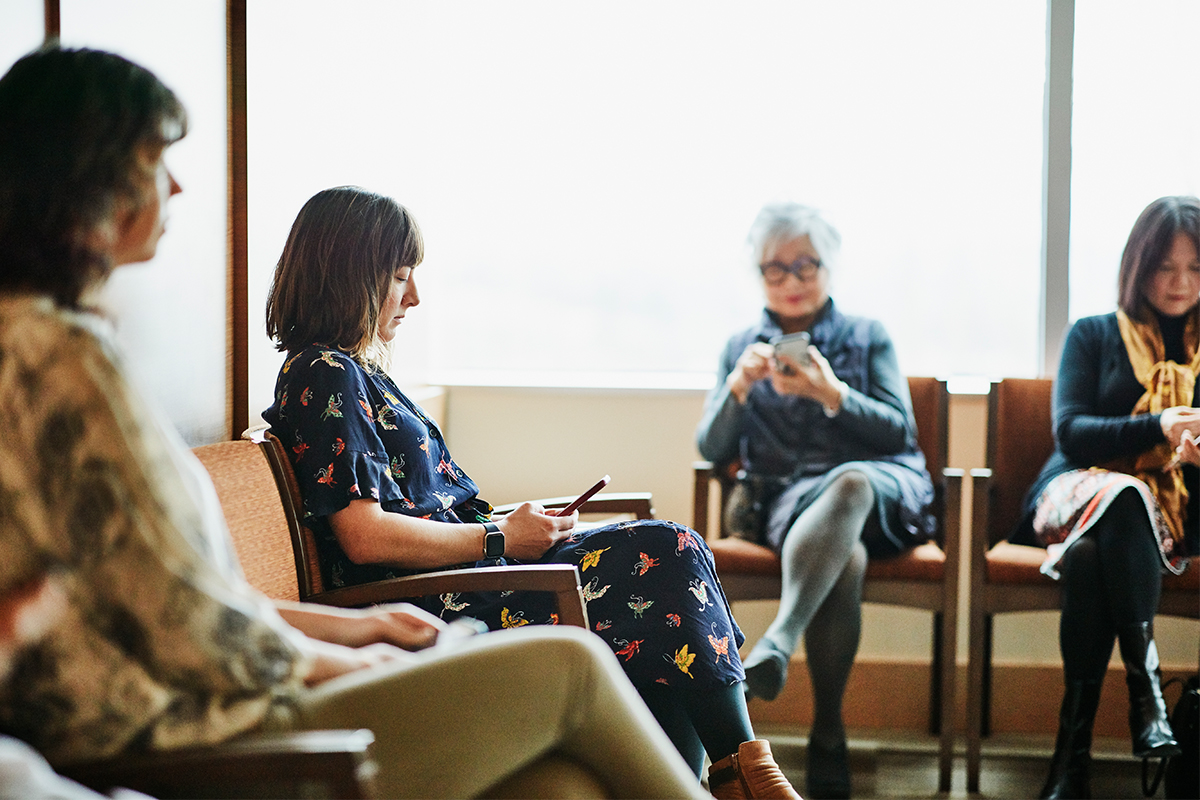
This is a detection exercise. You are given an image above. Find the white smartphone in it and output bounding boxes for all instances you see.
[770,332,811,374]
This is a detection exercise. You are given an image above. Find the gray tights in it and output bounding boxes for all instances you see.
[759,470,873,746]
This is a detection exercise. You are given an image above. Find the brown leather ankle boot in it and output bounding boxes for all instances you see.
[707,739,802,799]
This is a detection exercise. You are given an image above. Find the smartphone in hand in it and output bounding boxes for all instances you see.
[551,475,611,517]
[770,332,811,374]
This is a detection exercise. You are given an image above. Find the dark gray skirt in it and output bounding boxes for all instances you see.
[764,461,928,559]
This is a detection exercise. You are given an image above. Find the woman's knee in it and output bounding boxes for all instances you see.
[1059,535,1101,592]
[481,624,612,665]
[1084,486,1158,561]
[492,626,623,690]
[824,470,874,515]
[1103,485,1152,527]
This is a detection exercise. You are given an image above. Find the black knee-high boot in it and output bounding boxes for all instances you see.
[1040,680,1102,800]
[1116,622,1180,758]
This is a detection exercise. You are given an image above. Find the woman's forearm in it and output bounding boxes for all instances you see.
[835,387,911,453]
[274,598,443,651]
[330,498,487,568]
[696,380,744,464]
[832,333,912,454]
[1057,412,1164,464]
[275,600,370,642]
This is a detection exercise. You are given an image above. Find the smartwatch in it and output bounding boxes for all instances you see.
[482,522,505,559]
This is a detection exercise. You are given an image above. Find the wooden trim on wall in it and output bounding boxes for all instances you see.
[749,657,1194,739]
[44,0,60,41]
[226,0,249,440]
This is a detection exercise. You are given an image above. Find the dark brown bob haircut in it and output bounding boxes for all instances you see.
[266,186,424,365]
[1117,195,1200,321]
[0,45,187,307]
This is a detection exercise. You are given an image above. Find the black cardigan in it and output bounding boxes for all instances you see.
[1011,312,1199,555]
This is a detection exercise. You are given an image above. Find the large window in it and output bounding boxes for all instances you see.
[59,0,229,444]
[0,0,42,73]
[246,1,1046,412]
[1068,0,1200,322]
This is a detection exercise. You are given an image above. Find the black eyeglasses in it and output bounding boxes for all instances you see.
[759,255,823,285]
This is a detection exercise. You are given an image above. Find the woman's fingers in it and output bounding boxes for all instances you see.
[371,604,446,650]
[1177,429,1200,467]
[496,503,573,558]
[1161,406,1200,447]
[770,345,831,401]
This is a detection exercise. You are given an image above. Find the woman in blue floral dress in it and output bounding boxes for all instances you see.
[263,186,799,798]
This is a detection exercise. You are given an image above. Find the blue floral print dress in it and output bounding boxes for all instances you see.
[264,346,745,691]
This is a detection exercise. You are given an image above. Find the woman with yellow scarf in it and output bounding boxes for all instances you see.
[1012,196,1199,799]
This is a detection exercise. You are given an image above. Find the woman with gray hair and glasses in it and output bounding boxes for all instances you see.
[697,201,936,799]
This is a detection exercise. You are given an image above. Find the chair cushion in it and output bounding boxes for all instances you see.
[988,542,1200,589]
[1163,565,1199,591]
[865,542,945,581]
[708,538,945,582]
[709,538,781,575]
[986,542,1057,585]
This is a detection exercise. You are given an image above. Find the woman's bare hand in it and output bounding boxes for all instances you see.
[350,603,445,651]
[274,599,446,652]
[770,345,846,411]
[1175,429,1200,467]
[727,343,775,403]
[495,502,575,560]
[1160,406,1200,449]
[300,638,413,687]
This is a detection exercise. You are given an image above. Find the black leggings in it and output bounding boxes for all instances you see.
[1058,487,1162,681]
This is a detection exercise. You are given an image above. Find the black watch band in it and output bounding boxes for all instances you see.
[482,522,505,558]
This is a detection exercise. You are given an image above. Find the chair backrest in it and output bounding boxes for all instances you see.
[709,376,949,540]
[984,378,1055,546]
[908,376,949,480]
[242,426,329,599]
[191,439,301,601]
[907,377,950,541]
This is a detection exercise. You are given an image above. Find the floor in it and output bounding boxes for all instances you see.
[756,727,1166,799]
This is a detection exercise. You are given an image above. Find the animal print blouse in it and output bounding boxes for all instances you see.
[0,294,308,765]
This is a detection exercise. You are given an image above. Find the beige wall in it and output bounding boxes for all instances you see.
[440,386,1199,670]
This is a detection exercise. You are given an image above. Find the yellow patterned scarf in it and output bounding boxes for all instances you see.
[1116,308,1200,542]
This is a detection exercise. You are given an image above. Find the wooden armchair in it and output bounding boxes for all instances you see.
[691,376,962,792]
[965,377,1200,792]
[192,427,594,628]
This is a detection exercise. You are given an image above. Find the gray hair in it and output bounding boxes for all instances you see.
[746,202,841,269]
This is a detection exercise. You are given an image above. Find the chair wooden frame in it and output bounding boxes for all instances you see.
[59,729,378,799]
[691,377,961,792]
[180,427,660,798]
[965,377,1199,792]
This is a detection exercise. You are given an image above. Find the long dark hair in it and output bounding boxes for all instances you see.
[0,46,187,307]
[266,187,424,365]
[1117,196,1200,321]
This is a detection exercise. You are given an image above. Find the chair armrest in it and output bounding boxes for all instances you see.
[309,564,589,629]
[60,729,378,800]
[692,461,714,538]
[493,492,655,520]
[968,468,994,600]
[941,468,964,590]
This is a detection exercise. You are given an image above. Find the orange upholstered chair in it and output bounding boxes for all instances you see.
[192,429,593,628]
[964,378,1199,792]
[692,376,962,792]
